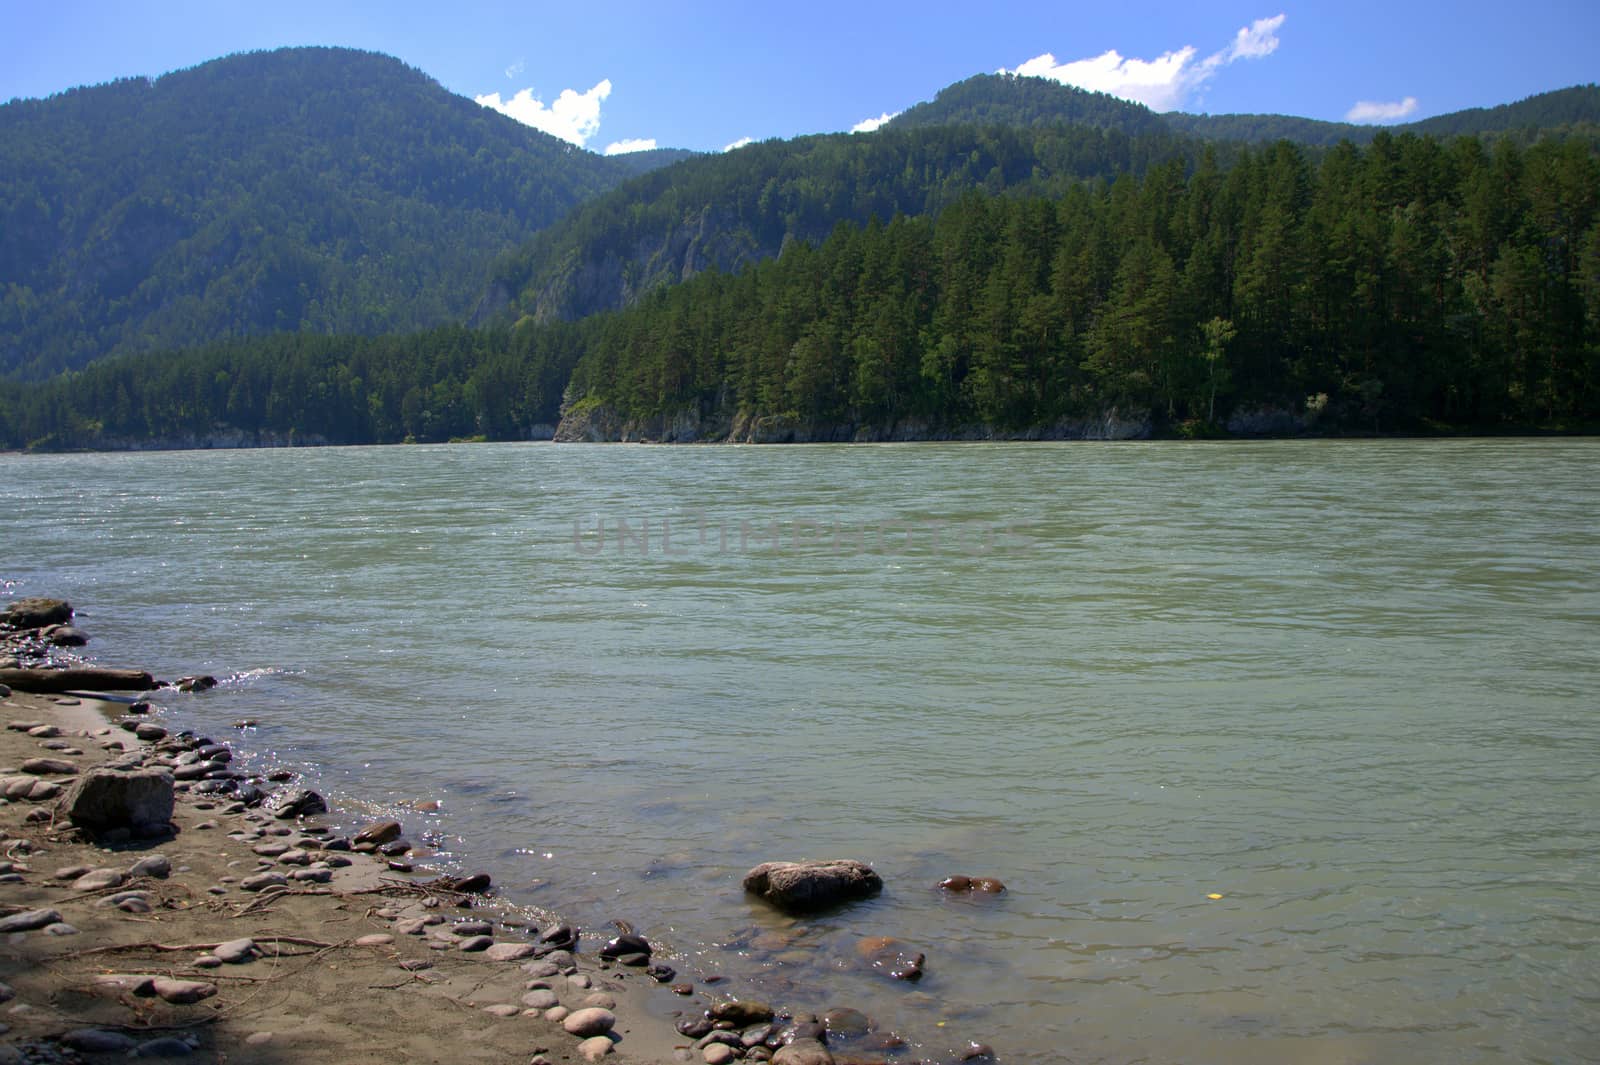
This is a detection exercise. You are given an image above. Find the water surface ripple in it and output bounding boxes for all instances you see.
[3,440,1598,1063]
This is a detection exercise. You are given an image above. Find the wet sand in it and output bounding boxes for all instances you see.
[0,687,686,1064]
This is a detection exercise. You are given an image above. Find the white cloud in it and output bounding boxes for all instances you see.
[604,138,658,155]
[1004,13,1286,112]
[475,79,612,147]
[1225,14,1285,61]
[505,58,525,81]
[1345,96,1419,123]
[851,111,900,133]
[723,136,755,152]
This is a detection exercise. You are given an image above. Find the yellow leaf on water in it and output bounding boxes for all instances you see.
[1207,893,1224,899]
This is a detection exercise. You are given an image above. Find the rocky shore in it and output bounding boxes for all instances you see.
[1,599,1003,1065]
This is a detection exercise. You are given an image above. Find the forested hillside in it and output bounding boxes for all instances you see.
[484,77,1600,332]
[4,133,1595,449]
[482,122,1204,327]
[0,47,669,379]
[1169,83,1600,145]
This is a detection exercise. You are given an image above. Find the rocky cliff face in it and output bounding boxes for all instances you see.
[527,205,786,323]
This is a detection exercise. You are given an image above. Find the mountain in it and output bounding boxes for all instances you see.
[887,73,1169,136]
[889,73,1600,147]
[1171,84,1600,145]
[0,46,677,380]
[480,121,1200,328]
[483,75,1600,332]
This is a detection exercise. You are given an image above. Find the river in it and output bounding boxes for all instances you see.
[3,439,1597,1063]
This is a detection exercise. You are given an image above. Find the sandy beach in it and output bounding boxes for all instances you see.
[0,683,703,1064]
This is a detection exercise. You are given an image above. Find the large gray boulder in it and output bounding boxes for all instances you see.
[61,767,175,835]
[743,859,883,913]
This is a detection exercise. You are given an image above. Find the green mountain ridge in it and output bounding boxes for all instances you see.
[0,46,678,380]
[485,75,1600,331]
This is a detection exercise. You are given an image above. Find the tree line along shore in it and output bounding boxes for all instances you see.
[2,132,1597,450]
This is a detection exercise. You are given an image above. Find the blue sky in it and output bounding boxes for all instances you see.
[2,0,1596,154]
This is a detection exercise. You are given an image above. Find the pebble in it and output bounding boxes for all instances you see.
[214,938,256,963]
[356,934,394,947]
[26,725,61,738]
[485,942,539,961]
[132,1036,197,1056]
[583,993,618,1010]
[544,1005,571,1024]
[53,864,93,880]
[354,820,402,845]
[396,919,428,935]
[241,872,288,891]
[578,1035,614,1061]
[63,1029,139,1052]
[245,1032,274,1046]
[20,757,77,774]
[129,854,172,878]
[45,922,80,936]
[568,973,593,990]
[703,1044,736,1065]
[483,1004,521,1018]
[0,908,62,933]
[458,935,494,952]
[562,1007,616,1037]
[150,977,217,1005]
[453,920,494,936]
[194,955,222,969]
[521,989,559,1010]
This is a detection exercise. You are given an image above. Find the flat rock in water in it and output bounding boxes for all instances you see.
[855,936,926,981]
[710,1000,775,1027]
[264,788,326,819]
[0,597,73,629]
[354,820,402,845]
[743,859,882,913]
[772,1039,835,1065]
[457,935,494,952]
[0,666,155,693]
[599,932,652,959]
[938,875,1007,894]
